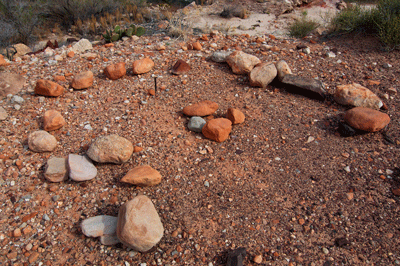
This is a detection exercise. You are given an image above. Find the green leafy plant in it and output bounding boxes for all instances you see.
[103,24,146,43]
[288,13,319,38]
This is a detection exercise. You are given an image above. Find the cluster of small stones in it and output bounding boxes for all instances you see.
[0,31,394,262]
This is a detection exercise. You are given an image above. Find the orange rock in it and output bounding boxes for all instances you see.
[148,89,155,96]
[35,79,64,97]
[335,83,383,109]
[43,110,66,131]
[344,107,390,132]
[29,252,39,264]
[133,146,143,153]
[13,228,22,237]
[202,118,232,142]
[121,165,162,186]
[268,34,276,40]
[54,75,66,82]
[71,71,94,89]
[67,51,75,58]
[105,43,114,48]
[192,41,202,50]
[0,54,9,66]
[171,59,191,75]
[226,108,245,124]
[183,100,218,117]
[132,57,154,74]
[104,62,126,80]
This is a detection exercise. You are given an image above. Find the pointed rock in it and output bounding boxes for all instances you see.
[121,165,162,186]
[87,134,133,164]
[226,51,261,74]
[249,62,277,88]
[226,108,245,124]
[81,215,118,238]
[0,73,26,97]
[68,154,97,181]
[43,110,66,131]
[44,157,68,182]
[344,107,390,132]
[104,62,126,80]
[35,79,64,97]
[202,118,232,142]
[132,58,154,74]
[71,71,94,90]
[334,83,383,109]
[171,59,191,75]
[70,39,93,54]
[281,74,326,99]
[183,100,218,117]
[117,195,164,252]
[275,60,292,81]
[28,130,57,152]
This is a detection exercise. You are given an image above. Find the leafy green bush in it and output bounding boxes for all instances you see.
[288,12,319,38]
[330,0,400,49]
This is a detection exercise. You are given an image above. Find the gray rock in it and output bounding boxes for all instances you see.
[0,107,7,120]
[28,130,57,152]
[100,234,121,246]
[281,74,326,99]
[0,72,26,97]
[68,154,97,181]
[87,134,133,164]
[81,215,118,237]
[188,116,206,132]
[44,157,68,182]
[249,62,277,88]
[70,39,93,54]
[11,95,24,104]
[210,51,232,63]
[117,195,164,252]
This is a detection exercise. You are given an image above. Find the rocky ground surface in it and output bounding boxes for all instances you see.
[1,1,400,266]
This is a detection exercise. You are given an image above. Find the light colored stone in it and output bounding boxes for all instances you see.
[344,107,390,132]
[87,134,133,164]
[226,108,245,124]
[249,62,277,88]
[183,100,218,117]
[81,215,118,237]
[70,39,93,54]
[275,60,292,81]
[68,154,97,181]
[121,165,162,186]
[71,71,94,90]
[0,107,7,120]
[117,195,164,252]
[28,130,57,152]
[43,110,66,131]
[100,234,121,246]
[188,116,206,132]
[35,79,64,97]
[132,58,154,74]
[13,43,32,58]
[334,83,383,109]
[0,73,26,97]
[44,157,68,182]
[202,118,232,142]
[227,51,261,74]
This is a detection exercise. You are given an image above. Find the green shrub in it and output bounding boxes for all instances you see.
[330,0,400,49]
[288,12,319,38]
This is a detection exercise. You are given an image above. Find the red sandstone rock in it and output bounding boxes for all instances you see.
[35,79,64,97]
[344,107,390,132]
[183,100,218,117]
[202,118,232,142]
[226,108,245,124]
[171,59,191,75]
[132,58,154,74]
[104,62,126,80]
[71,71,94,89]
[43,110,66,131]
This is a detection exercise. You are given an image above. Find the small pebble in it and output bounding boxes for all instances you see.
[204,181,210,187]
[344,166,350,173]
[322,247,329,254]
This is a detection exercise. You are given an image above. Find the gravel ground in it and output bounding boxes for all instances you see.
[0,11,400,266]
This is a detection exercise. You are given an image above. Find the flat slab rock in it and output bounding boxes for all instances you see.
[81,215,118,238]
[183,100,218,117]
[281,74,326,99]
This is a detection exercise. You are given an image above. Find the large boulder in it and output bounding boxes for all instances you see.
[117,195,164,252]
[87,134,133,164]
